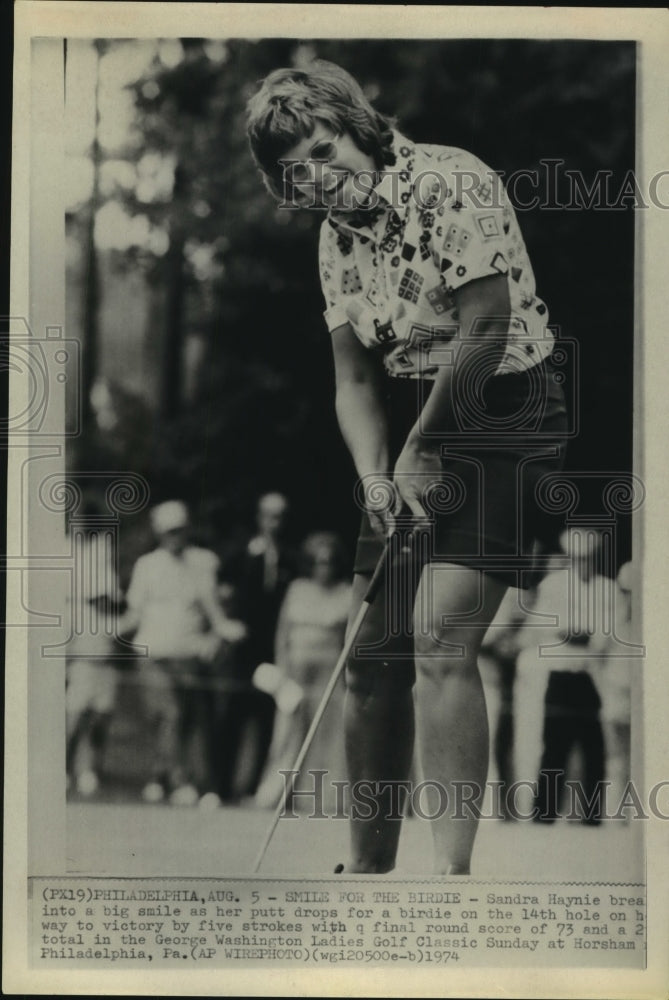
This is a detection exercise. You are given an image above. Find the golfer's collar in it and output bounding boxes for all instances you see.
[373,130,415,210]
[328,130,414,234]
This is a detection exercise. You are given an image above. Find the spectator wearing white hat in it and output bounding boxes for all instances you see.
[124,500,245,805]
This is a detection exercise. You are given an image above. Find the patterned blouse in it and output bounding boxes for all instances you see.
[318,131,554,379]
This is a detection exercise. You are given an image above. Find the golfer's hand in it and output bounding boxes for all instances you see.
[393,438,443,522]
[362,474,400,538]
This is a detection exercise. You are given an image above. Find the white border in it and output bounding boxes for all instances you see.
[6,3,669,996]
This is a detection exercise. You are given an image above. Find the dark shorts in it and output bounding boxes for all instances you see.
[353,358,568,589]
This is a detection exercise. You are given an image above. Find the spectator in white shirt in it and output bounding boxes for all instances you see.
[125,500,245,806]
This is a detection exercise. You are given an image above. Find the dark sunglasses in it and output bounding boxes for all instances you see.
[286,136,340,184]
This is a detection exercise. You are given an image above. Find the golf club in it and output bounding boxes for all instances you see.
[251,531,397,873]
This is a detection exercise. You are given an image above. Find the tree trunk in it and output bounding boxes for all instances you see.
[160,164,187,421]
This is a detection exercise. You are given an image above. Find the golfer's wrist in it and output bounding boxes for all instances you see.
[357,471,396,522]
[355,452,390,481]
[404,430,441,458]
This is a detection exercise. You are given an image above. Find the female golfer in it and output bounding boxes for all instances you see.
[247,60,567,875]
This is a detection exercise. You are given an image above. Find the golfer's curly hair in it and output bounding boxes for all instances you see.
[246,60,396,205]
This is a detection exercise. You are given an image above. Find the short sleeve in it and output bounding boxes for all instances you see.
[426,152,512,294]
[318,220,349,332]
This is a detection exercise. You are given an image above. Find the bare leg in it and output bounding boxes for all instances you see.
[343,571,415,873]
[413,564,507,875]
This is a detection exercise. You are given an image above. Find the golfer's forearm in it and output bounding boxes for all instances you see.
[404,272,511,445]
[335,380,389,478]
[407,314,509,445]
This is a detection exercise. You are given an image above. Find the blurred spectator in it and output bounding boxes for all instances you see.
[124,500,245,806]
[595,560,634,810]
[202,579,252,804]
[216,492,297,800]
[66,502,123,797]
[255,532,351,809]
[516,529,612,823]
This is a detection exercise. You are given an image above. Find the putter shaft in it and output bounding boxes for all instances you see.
[251,536,392,873]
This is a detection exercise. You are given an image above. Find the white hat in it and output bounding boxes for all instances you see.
[150,500,189,534]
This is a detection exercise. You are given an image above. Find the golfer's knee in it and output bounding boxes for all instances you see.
[414,627,476,682]
[345,653,414,697]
